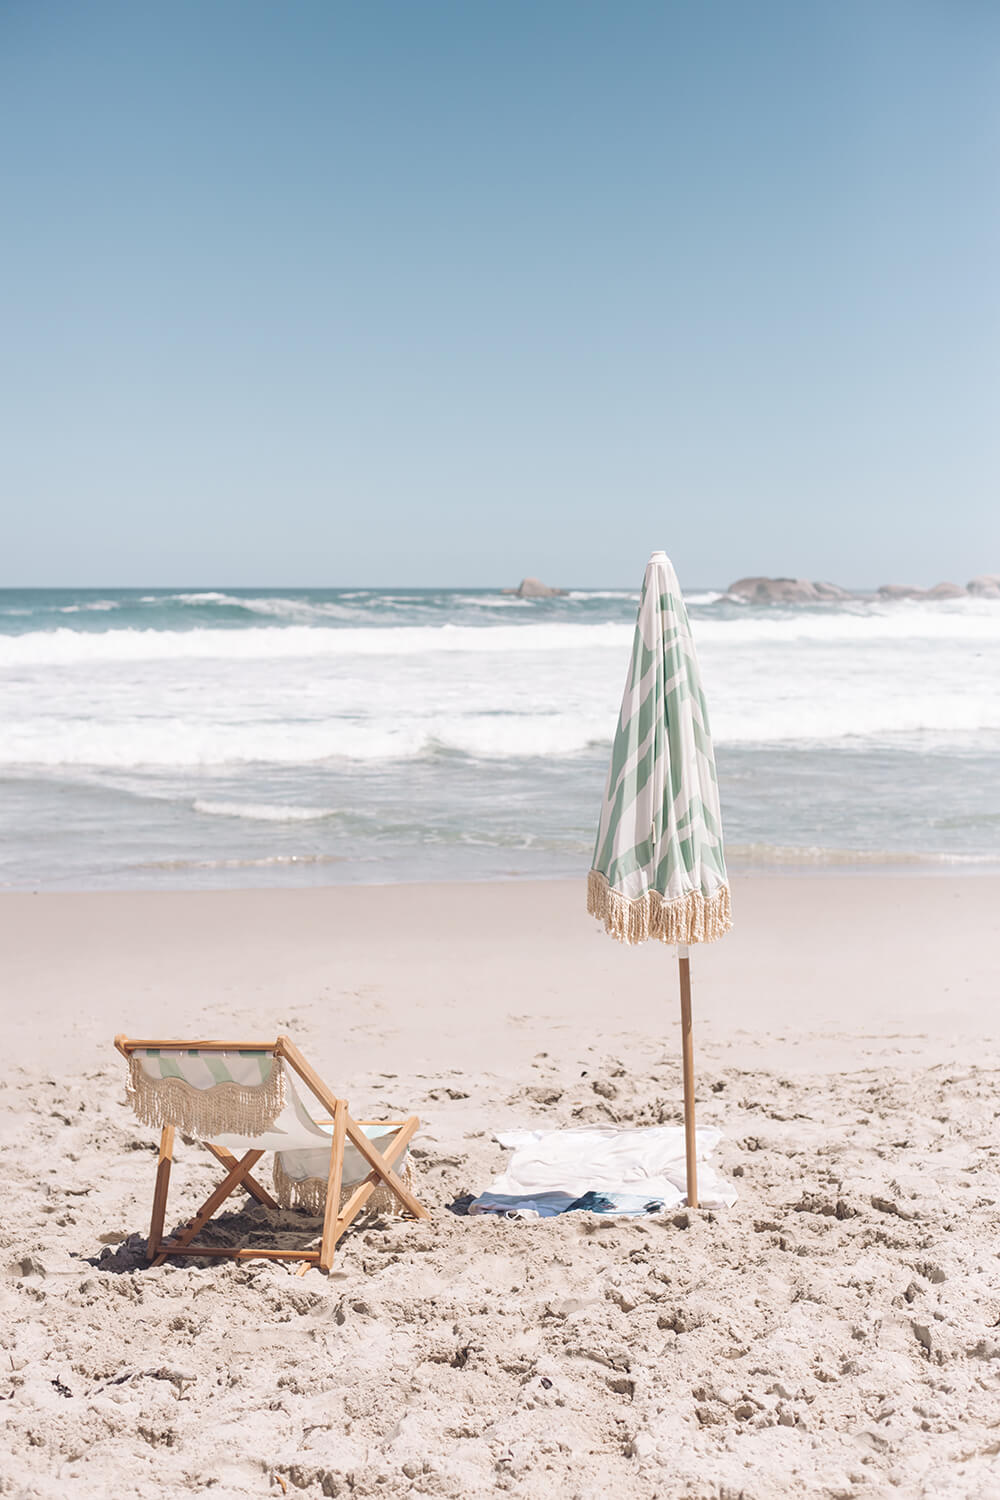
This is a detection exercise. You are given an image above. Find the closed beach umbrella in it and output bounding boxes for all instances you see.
[588,550,732,1207]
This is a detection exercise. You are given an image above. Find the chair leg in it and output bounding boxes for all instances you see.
[335,1115,425,1240]
[147,1126,175,1262]
[344,1116,429,1220]
[203,1142,278,1209]
[152,1149,265,1266]
[318,1100,348,1273]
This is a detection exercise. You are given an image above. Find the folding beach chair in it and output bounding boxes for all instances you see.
[115,1034,429,1272]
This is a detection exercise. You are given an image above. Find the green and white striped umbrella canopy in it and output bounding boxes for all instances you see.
[588,551,732,946]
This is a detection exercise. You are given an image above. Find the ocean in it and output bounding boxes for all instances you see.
[1,585,998,890]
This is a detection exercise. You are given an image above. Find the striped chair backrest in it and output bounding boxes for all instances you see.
[125,1045,286,1138]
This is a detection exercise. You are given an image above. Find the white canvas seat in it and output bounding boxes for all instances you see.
[116,1034,429,1271]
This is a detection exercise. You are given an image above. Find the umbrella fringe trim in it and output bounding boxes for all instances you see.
[587,870,732,946]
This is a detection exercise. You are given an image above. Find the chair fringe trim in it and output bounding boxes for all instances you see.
[587,870,732,946]
[125,1058,286,1138]
[272,1154,417,1219]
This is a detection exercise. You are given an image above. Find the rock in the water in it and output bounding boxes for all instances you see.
[968,574,1000,598]
[812,581,854,600]
[727,577,822,604]
[879,582,968,601]
[507,577,566,599]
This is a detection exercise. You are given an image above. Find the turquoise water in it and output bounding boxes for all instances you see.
[1,586,998,889]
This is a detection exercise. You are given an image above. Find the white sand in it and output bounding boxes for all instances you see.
[2,875,1000,1498]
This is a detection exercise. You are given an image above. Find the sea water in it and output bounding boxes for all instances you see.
[1,586,998,889]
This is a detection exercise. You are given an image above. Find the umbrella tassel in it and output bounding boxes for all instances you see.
[587,869,731,946]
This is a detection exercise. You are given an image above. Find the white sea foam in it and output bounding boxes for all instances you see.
[452,594,532,608]
[168,592,237,604]
[160,591,365,622]
[0,719,427,767]
[192,800,340,822]
[221,596,362,621]
[711,694,1000,746]
[0,714,610,767]
[726,843,1000,867]
[693,600,1000,644]
[567,591,640,601]
[429,715,610,758]
[140,853,343,870]
[0,622,631,666]
[2,688,998,769]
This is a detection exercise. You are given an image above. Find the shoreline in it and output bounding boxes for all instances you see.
[5,846,1000,897]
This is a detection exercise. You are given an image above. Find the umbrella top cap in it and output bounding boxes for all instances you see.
[645,551,679,586]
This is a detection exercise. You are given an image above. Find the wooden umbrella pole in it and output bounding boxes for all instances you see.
[677,944,699,1208]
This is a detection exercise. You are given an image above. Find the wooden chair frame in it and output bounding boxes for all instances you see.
[114,1034,429,1272]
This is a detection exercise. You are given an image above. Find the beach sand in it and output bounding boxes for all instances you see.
[2,875,999,1498]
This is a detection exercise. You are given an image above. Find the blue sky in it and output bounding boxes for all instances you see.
[2,0,998,588]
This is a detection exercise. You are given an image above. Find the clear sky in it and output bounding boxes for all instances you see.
[2,0,998,588]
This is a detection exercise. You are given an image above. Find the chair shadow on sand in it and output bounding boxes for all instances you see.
[89,1195,412,1276]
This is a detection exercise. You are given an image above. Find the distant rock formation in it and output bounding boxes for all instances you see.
[504,577,567,599]
[925,582,966,599]
[877,585,924,600]
[726,574,989,605]
[878,582,967,600]
[727,577,828,604]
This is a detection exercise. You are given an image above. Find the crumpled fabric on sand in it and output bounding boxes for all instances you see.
[470,1125,737,1217]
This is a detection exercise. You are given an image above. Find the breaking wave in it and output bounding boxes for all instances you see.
[2,594,998,667]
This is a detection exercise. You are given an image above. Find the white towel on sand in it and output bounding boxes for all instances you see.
[470,1124,737,1217]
